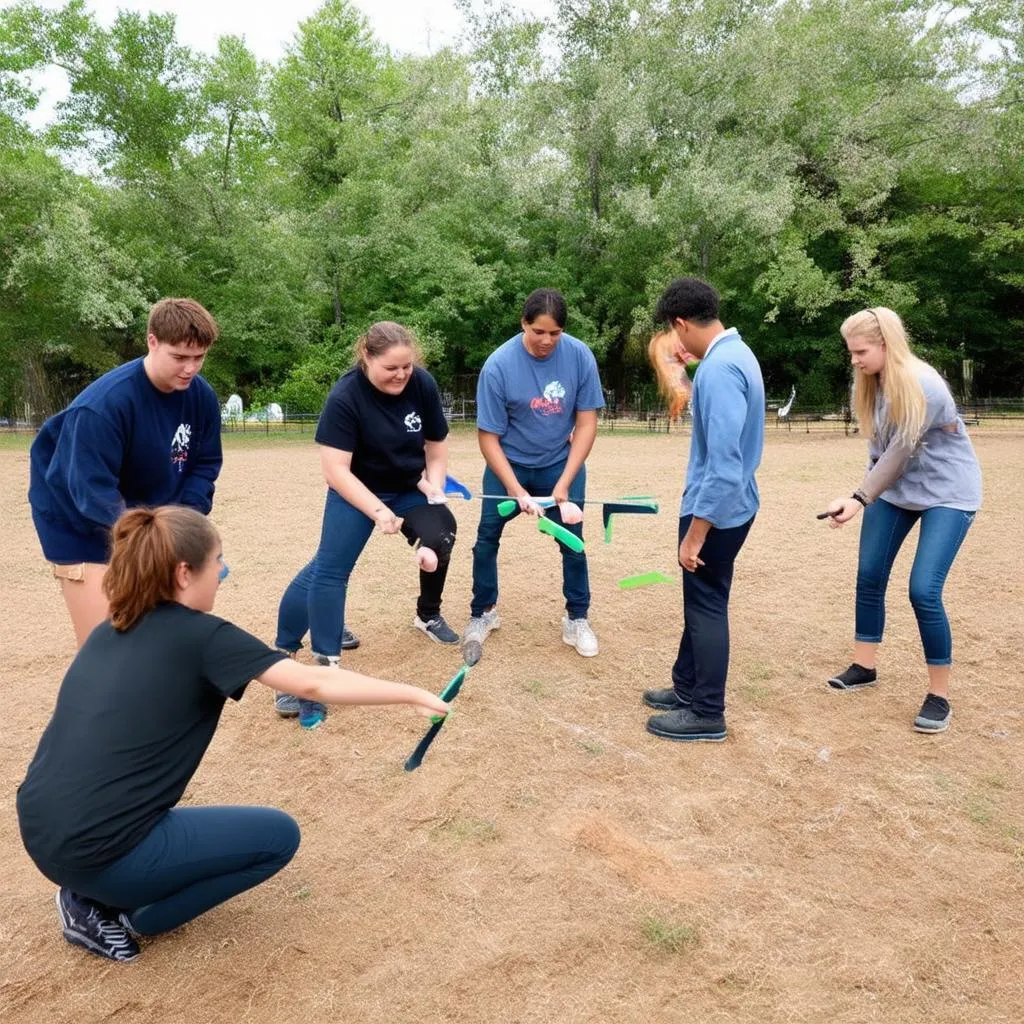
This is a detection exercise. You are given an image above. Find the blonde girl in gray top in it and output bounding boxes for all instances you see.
[822,307,982,733]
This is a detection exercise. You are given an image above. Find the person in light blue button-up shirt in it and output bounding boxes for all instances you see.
[642,278,764,744]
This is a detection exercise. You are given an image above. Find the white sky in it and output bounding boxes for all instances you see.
[23,0,555,126]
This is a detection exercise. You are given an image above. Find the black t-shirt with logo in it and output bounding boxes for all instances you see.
[315,366,449,494]
[16,603,287,875]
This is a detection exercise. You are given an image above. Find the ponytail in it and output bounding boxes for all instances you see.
[103,506,219,630]
[353,322,423,372]
[648,330,692,421]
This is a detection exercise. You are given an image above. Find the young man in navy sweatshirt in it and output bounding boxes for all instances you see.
[29,298,223,647]
[643,278,765,742]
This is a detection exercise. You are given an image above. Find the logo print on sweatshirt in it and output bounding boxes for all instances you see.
[171,423,192,471]
[404,412,422,433]
[530,380,566,416]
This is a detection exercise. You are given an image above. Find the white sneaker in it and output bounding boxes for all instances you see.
[562,615,598,657]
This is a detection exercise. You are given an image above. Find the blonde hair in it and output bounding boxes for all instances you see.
[103,507,220,631]
[841,307,926,446]
[353,322,423,371]
[647,330,692,421]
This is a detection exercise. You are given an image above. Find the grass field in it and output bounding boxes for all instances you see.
[1,430,1022,1024]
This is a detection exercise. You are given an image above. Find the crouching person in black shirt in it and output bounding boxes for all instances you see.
[274,322,460,730]
[16,505,448,964]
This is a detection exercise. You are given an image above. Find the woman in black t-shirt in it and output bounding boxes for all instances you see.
[17,505,448,964]
[274,322,460,729]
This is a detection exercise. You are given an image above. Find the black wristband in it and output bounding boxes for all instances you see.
[851,490,868,508]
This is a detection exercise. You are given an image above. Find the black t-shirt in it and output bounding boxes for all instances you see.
[314,366,449,494]
[16,603,287,874]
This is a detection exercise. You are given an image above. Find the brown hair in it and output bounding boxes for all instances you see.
[648,330,692,421]
[147,298,220,349]
[353,321,423,371]
[103,506,220,631]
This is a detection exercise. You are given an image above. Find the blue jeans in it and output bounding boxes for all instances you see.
[44,807,300,936]
[277,489,454,657]
[855,500,975,665]
[672,514,754,717]
[470,460,590,619]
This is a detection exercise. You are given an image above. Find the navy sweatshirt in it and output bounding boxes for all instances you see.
[29,359,222,563]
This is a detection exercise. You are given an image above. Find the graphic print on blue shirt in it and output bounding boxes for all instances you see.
[531,379,567,416]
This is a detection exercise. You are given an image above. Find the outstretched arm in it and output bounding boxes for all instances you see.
[258,659,448,718]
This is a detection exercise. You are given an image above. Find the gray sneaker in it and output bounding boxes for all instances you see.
[462,609,501,665]
[274,648,299,717]
[464,609,501,646]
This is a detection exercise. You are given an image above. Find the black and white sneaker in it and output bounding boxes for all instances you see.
[55,889,140,963]
[413,615,460,645]
[914,693,951,733]
[827,663,877,690]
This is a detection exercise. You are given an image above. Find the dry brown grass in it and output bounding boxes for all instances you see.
[2,429,1022,1024]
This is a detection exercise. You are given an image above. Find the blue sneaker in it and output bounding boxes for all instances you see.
[299,699,327,730]
[55,889,140,963]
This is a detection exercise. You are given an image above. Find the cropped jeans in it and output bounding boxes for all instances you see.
[855,499,975,665]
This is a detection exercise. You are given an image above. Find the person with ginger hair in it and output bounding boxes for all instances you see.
[16,505,448,964]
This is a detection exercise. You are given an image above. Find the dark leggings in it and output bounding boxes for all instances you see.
[44,806,300,936]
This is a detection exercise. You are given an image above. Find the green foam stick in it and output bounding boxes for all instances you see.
[404,665,468,771]
[617,571,675,589]
[497,499,517,517]
[536,515,585,552]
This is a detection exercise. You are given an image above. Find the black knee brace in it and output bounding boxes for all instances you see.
[401,503,458,561]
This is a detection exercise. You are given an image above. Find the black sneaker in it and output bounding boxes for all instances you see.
[914,693,951,733]
[827,663,877,690]
[413,615,460,645]
[55,889,140,963]
[341,628,360,650]
[646,708,727,743]
[642,687,692,711]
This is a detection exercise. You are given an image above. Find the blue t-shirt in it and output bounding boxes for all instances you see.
[29,359,222,563]
[475,333,605,468]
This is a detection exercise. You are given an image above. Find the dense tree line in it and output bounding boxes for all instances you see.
[1,0,1021,420]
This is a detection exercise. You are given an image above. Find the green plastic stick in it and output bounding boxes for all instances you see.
[536,515,585,552]
[617,571,675,589]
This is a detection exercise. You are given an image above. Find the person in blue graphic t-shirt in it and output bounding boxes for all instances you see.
[463,288,606,661]
[28,298,223,647]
